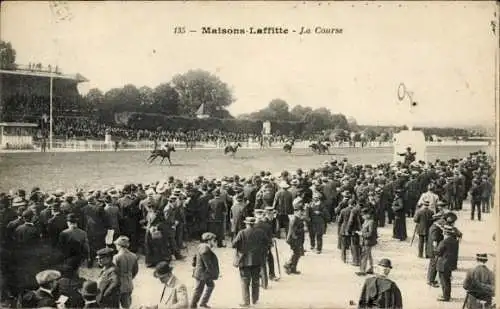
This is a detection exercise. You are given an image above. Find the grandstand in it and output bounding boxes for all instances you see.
[0,64,88,147]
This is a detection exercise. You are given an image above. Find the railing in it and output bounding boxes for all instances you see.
[20,139,492,152]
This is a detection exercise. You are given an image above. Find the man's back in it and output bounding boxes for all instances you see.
[232,227,268,267]
[358,276,403,309]
[113,249,139,293]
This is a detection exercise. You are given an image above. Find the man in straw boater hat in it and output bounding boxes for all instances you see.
[190,232,220,309]
[435,225,459,302]
[33,269,61,308]
[283,197,306,275]
[463,253,495,309]
[151,262,189,309]
[356,258,403,309]
[232,216,269,307]
[113,236,139,309]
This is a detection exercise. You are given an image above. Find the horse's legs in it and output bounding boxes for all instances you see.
[168,156,172,165]
[160,157,165,164]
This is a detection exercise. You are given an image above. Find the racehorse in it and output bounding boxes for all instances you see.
[147,145,176,165]
[309,142,331,154]
[283,139,295,153]
[224,143,242,156]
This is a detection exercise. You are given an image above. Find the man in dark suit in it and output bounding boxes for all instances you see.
[82,195,109,268]
[436,225,459,302]
[34,270,61,308]
[254,209,274,289]
[208,189,227,247]
[230,193,247,239]
[356,208,377,276]
[284,199,305,275]
[58,213,90,269]
[338,198,353,263]
[191,232,220,309]
[347,200,363,266]
[413,200,435,258]
[463,253,495,309]
[272,181,293,238]
[335,191,351,250]
[117,185,142,252]
[47,199,68,247]
[232,216,268,307]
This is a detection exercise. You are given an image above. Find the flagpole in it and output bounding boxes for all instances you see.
[49,75,53,149]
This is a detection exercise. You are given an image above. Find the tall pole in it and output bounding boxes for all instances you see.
[49,75,53,149]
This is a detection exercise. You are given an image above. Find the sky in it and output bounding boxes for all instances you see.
[1,1,498,127]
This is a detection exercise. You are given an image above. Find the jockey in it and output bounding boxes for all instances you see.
[160,142,170,151]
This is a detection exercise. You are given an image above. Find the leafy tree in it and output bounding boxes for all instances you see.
[138,86,155,107]
[290,105,312,121]
[152,83,180,115]
[171,69,235,117]
[268,99,290,120]
[0,41,16,69]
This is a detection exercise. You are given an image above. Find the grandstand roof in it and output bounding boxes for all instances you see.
[0,68,88,83]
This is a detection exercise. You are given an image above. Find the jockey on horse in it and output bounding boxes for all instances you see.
[283,137,295,153]
[147,140,176,164]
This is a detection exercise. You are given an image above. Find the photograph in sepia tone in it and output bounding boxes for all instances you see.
[0,1,497,309]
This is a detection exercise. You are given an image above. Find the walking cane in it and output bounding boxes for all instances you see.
[274,238,281,279]
[462,293,469,309]
[410,224,418,246]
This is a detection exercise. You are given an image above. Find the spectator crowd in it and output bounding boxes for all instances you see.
[0,150,495,308]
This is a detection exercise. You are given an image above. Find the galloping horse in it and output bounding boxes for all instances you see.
[147,145,176,165]
[283,139,295,153]
[224,143,242,156]
[309,142,331,154]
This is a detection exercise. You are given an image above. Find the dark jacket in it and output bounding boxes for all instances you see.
[436,236,459,273]
[97,265,120,308]
[358,276,403,309]
[413,207,434,236]
[192,243,220,281]
[208,197,227,222]
[232,226,268,267]
[34,289,57,308]
[286,214,305,248]
[338,205,353,236]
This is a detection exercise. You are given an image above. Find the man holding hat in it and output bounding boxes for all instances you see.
[284,198,305,275]
[191,232,220,308]
[463,253,495,309]
[435,225,459,302]
[232,216,269,307]
[153,262,189,309]
[113,236,139,309]
[357,258,403,309]
[80,280,101,308]
[34,269,61,308]
[96,247,120,308]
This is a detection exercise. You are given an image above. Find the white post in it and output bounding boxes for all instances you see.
[49,75,53,150]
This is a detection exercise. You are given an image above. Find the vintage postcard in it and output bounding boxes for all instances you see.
[0,1,498,309]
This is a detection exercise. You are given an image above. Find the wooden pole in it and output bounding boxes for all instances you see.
[49,75,53,150]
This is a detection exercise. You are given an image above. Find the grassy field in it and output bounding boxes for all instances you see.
[1,144,495,308]
[0,145,491,192]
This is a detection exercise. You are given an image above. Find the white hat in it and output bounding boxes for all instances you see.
[279,181,290,189]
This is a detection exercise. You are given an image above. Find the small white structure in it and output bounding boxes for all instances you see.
[0,122,38,148]
[393,130,426,163]
[263,121,271,135]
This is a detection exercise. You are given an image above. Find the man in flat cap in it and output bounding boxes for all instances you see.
[284,199,305,275]
[469,179,483,221]
[113,236,138,309]
[306,191,329,254]
[34,270,61,308]
[191,232,219,308]
[357,258,403,309]
[232,217,268,307]
[435,225,459,302]
[96,247,120,308]
[463,253,495,309]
